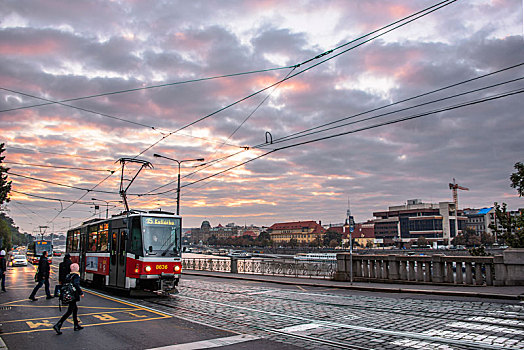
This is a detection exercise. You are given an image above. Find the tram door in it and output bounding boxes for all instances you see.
[109,228,127,287]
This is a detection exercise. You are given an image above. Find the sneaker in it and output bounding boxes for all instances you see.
[46,296,54,299]
[29,297,38,301]
[74,325,84,331]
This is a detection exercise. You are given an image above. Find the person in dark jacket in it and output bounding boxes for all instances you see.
[53,263,84,334]
[28,251,53,301]
[54,253,72,297]
[0,250,6,292]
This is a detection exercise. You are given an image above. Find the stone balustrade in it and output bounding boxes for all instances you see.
[334,248,524,286]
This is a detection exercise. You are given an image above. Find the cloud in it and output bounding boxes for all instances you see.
[1,0,522,233]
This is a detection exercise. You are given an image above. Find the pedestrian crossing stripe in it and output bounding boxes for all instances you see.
[146,334,260,350]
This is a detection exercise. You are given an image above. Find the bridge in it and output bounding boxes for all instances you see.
[1,254,523,350]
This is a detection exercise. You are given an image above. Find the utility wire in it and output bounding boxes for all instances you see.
[153,65,524,196]
[133,0,458,158]
[10,190,104,205]
[263,62,524,147]
[7,171,117,194]
[147,87,523,196]
[5,161,115,173]
[7,0,458,216]
[0,66,296,114]
[263,76,524,147]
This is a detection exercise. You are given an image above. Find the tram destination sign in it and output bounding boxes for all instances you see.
[145,218,177,226]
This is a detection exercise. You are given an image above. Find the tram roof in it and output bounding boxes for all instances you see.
[79,210,180,226]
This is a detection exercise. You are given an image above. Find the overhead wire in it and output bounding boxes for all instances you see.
[0,66,296,114]
[260,75,524,147]
[145,86,524,196]
[261,62,524,147]
[152,64,524,196]
[4,161,115,173]
[132,0,459,158]
[7,0,459,223]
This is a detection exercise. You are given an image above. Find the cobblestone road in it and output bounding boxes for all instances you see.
[133,278,524,350]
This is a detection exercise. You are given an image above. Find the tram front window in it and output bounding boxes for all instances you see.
[142,217,181,256]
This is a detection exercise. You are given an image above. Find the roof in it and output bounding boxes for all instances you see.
[477,207,493,215]
[269,221,326,234]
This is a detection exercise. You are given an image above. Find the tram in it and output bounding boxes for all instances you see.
[65,210,182,295]
[27,240,53,265]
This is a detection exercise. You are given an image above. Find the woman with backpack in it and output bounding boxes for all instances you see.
[53,263,84,334]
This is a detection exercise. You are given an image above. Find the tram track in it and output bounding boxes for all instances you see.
[141,293,519,350]
[180,282,524,328]
[82,283,523,350]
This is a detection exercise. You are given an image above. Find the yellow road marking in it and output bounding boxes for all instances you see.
[1,315,171,335]
[0,308,139,324]
[84,289,170,317]
[296,285,307,291]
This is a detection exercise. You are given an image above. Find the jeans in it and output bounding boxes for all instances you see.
[29,278,51,298]
[0,271,5,290]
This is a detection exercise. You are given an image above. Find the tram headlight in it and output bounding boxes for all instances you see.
[174,265,181,272]
[145,265,152,272]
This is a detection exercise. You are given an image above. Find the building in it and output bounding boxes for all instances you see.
[190,220,212,244]
[353,221,375,248]
[373,199,467,245]
[464,207,495,235]
[268,221,326,245]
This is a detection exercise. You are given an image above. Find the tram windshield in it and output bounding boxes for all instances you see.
[142,217,181,256]
[35,241,53,256]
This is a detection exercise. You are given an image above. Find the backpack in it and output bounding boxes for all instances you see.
[59,274,77,305]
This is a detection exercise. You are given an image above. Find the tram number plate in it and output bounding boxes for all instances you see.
[156,265,169,270]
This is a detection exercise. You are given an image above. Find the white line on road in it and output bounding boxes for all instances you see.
[145,334,260,350]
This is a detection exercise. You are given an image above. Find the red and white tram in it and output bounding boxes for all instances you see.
[66,210,182,295]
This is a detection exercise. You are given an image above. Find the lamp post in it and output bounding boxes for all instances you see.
[62,216,72,229]
[153,154,204,215]
[91,198,110,219]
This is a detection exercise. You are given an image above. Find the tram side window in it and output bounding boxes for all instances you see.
[88,225,98,252]
[72,230,80,252]
[66,232,73,252]
[129,216,143,255]
[98,223,109,252]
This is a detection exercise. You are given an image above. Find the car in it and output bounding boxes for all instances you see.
[53,251,62,257]
[11,254,28,267]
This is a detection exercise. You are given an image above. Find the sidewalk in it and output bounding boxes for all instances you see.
[184,270,524,300]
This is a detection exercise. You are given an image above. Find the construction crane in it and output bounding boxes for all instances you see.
[449,178,469,238]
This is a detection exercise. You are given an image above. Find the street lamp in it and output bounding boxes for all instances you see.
[153,153,204,215]
[91,198,112,219]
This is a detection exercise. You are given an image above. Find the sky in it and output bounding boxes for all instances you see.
[1,0,523,237]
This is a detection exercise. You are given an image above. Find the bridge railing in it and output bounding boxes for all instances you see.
[182,258,336,279]
[182,249,523,286]
[335,254,494,286]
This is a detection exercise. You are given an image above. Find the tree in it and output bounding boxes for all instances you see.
[491,203,524,248]
[510,162,524,197]
[451,228,481,247]
[416,236,429,247]
[323,230,342,247]
[0,143,12,207]
[0,219,10,250]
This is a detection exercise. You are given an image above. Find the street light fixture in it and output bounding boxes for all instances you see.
[153,153,205,215]
[91,198,110,219]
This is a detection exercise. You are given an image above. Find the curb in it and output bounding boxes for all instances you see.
[184,271,523,301]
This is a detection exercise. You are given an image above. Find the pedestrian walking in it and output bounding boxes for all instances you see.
[53,263,84,334]
[54,253,72,297]
[0,250,7,292]
[28,250,53,301]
